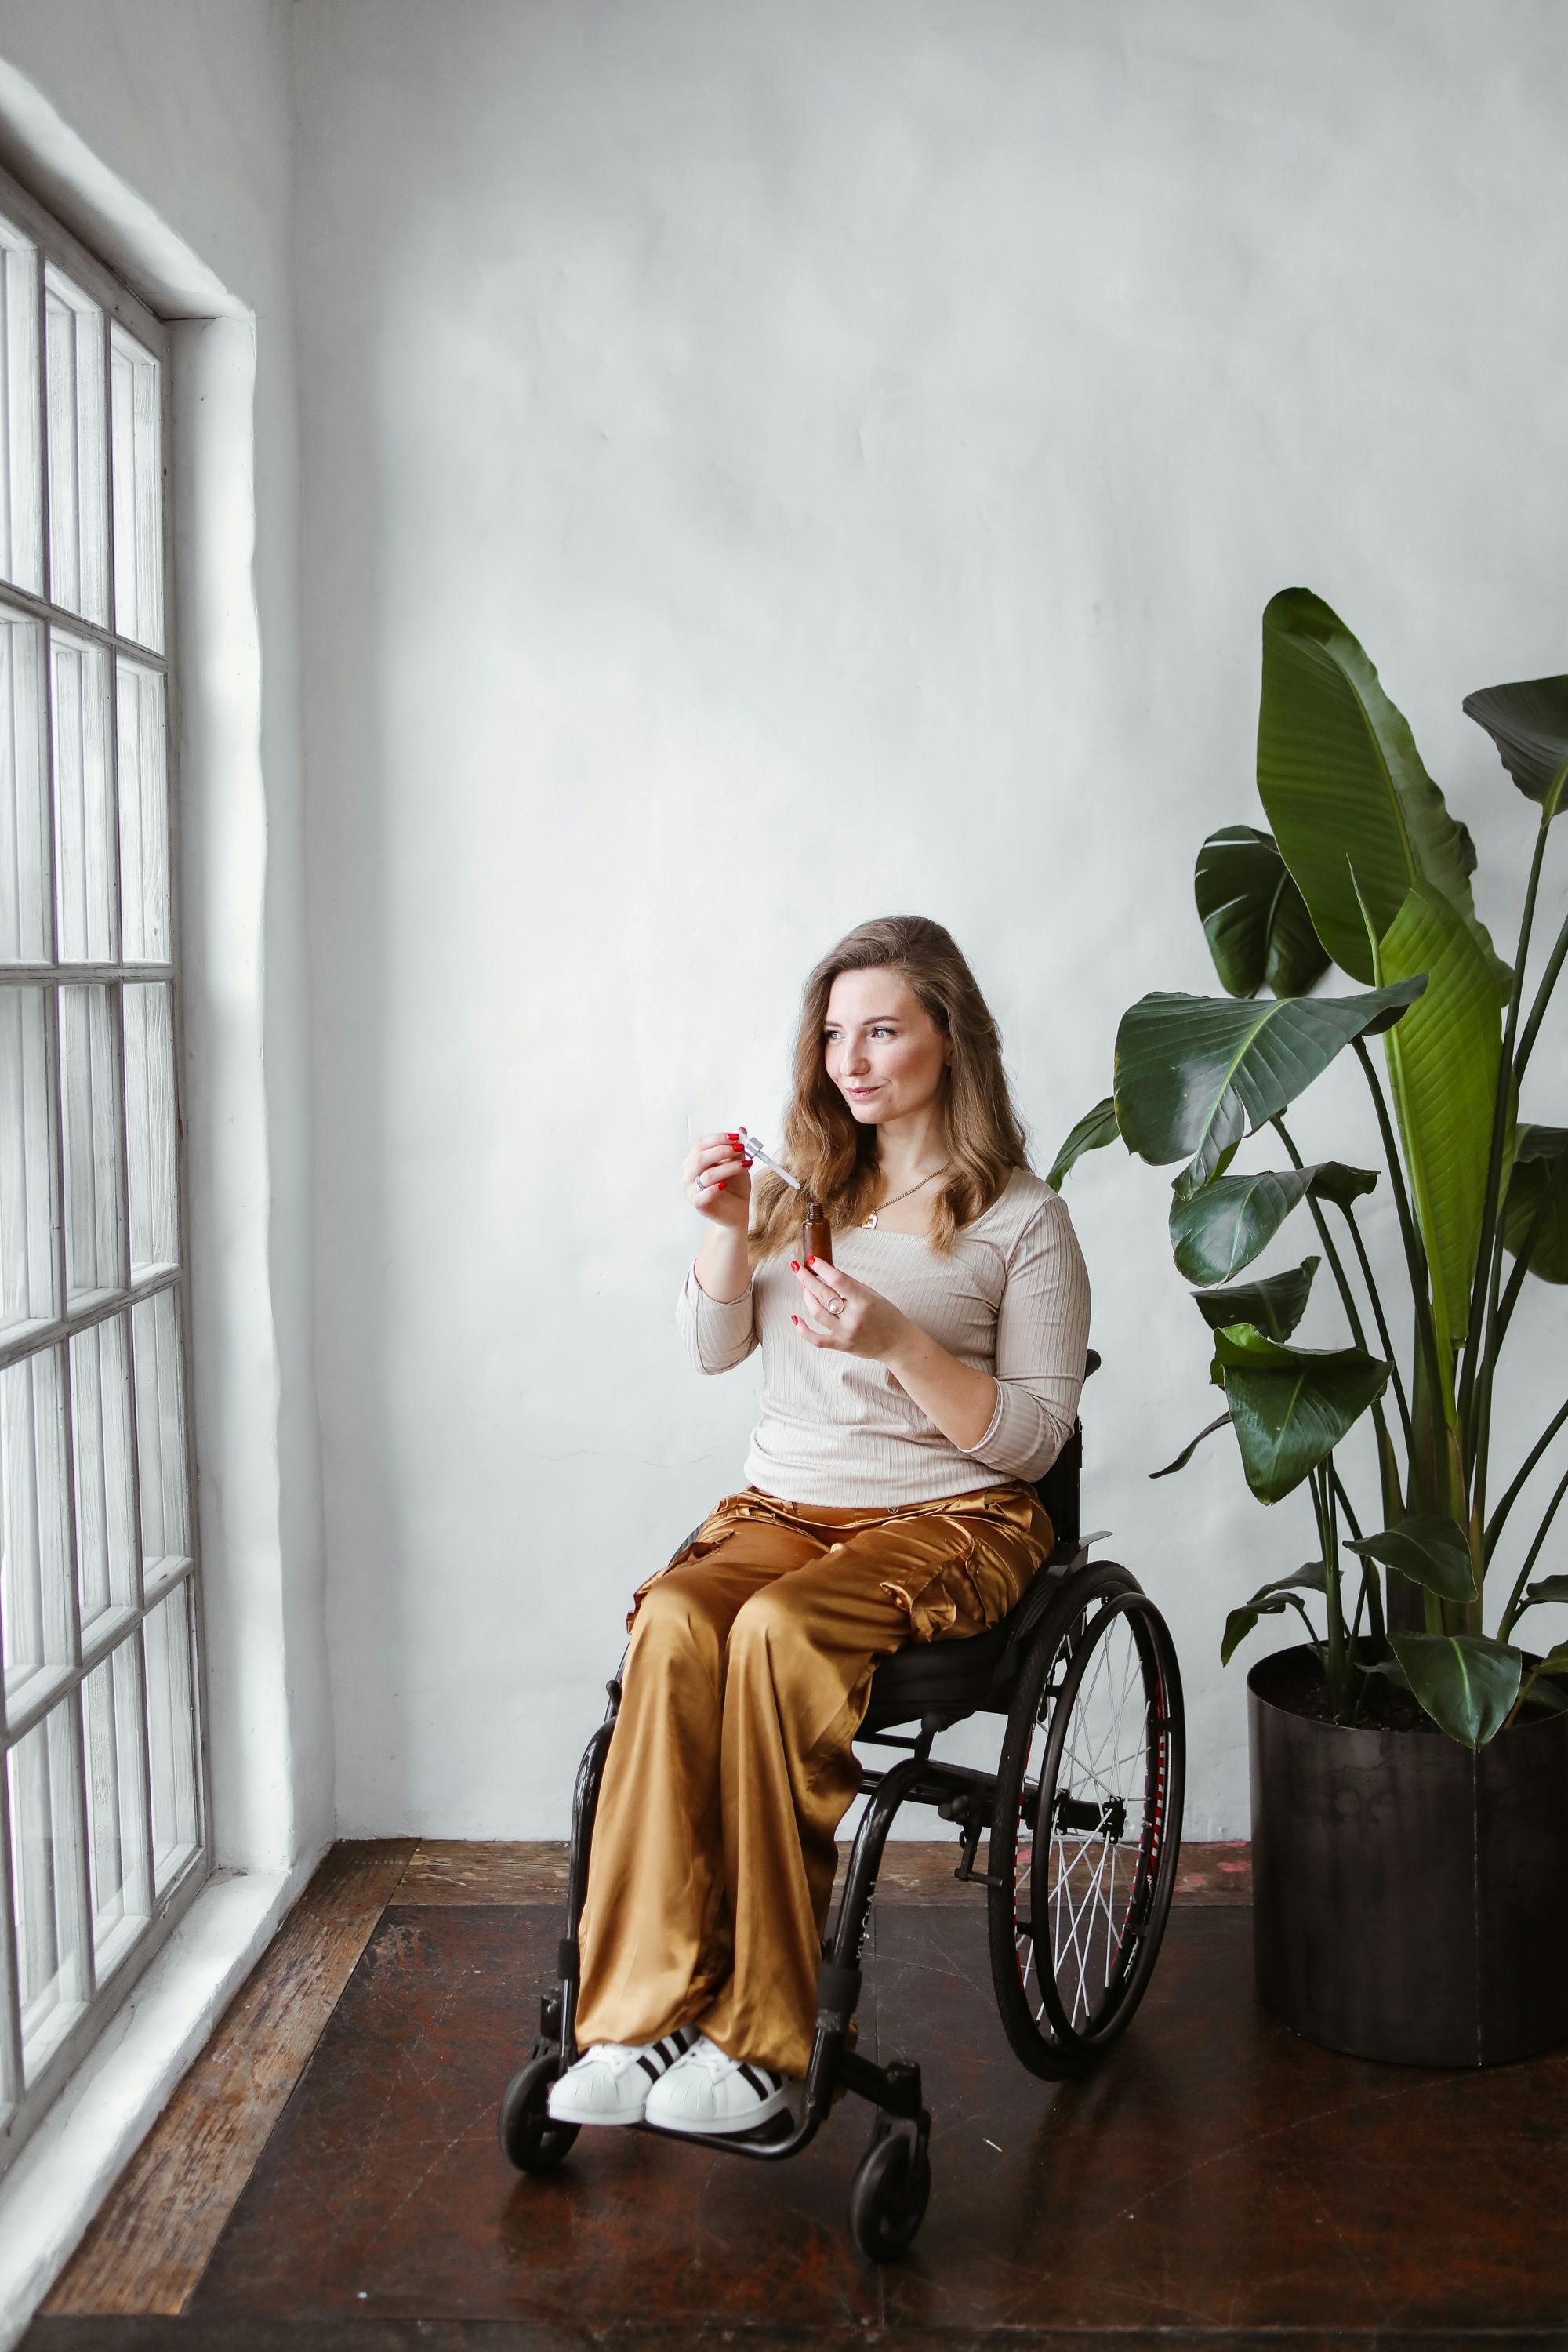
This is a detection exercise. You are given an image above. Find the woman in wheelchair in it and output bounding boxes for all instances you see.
[547,915,1091,2140]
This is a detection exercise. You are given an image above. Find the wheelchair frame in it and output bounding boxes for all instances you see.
[499,1348,1186,2258]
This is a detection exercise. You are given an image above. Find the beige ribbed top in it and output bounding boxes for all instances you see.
[675,1167,1092,1506]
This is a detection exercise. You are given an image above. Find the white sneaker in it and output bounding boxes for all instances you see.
[546,2026,701,2126]
[643,2031,798,2136]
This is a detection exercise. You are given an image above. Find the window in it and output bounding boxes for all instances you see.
[0,163,207,2178]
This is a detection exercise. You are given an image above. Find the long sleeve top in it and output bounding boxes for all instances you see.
[674,1166,1092,1506]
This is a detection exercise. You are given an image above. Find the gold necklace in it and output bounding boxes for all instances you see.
[862,1165,951,1229]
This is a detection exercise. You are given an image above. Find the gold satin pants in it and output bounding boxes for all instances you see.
[572,1478,1055,2078]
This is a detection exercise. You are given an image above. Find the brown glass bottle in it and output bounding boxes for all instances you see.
[801,1196,833,1267]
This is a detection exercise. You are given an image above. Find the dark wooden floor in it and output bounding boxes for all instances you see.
[23,1838,1568,2350]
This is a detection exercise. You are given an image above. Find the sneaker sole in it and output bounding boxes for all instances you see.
[545,2091,648,2127]
[643,2084,794,2136]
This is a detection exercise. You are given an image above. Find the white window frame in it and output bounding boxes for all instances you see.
[0,155,210,2183]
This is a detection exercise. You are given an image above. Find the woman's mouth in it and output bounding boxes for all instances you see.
[848,1087,880,1098]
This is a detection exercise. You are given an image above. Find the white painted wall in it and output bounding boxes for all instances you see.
[293,0,1568,1842]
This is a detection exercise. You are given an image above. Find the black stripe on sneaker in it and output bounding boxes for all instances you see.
[737,2063,778,2097]
[637,2053,663,2082]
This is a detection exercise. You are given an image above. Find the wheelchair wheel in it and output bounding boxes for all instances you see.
[987,1562,1184,2078]
[498,2051,580,2173]
[848,2121,931,2260]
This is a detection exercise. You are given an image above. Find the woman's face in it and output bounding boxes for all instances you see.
[822,966,952,1124]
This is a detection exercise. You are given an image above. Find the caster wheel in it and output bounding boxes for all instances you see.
[498,2051,579,2174]
[848,2126,931,2260]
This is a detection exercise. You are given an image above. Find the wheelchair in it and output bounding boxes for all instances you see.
[497,1349,1185,2259]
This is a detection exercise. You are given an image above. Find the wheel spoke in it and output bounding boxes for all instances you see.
[1037,1615,1162,2032]
[994,1590,1181,2067]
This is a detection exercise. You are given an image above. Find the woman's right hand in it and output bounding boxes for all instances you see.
[683,1130,753,1229]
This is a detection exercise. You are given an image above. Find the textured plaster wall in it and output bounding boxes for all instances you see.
[293,0,1566,1840]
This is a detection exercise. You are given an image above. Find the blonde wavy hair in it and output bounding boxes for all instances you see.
[746,916,1035,1272]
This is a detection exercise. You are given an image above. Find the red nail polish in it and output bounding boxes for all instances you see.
[743,1155,752,1165]
[807,1256,816,1266]
[790,1260,799,1271]
[728,1133,739,1142]
[717,1179,727,1189]
[791,1313,797,1323]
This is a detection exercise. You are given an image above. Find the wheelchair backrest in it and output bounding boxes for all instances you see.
[1031,1345,1098,1555]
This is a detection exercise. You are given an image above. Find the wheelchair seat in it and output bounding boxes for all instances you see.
[859,1347,1099,1734]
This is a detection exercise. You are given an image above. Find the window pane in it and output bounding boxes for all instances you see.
[0,215,42,596]
[59,982,122,1307]
[0,986,56,1340]
[50,632,114,965]
[7,1694,91,2085]
[123,982,176,1277]
[115,659,168,962]
[131,1289,187,1584]
[43,266,107,626]
[0,606,49,964]
[0,1348,72,1714]
[70,1313,136,1635]
[109,325,162,652]
[82,1635,150,1972]
[142,1580,198,1896]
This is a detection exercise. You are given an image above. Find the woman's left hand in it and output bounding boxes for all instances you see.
[790,1258,910,1361]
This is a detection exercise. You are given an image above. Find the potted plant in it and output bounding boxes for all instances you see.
[1051,588,1568,2066]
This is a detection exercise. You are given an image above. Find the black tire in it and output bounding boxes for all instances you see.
[498,2051,580,2174]
[848,2125,931,2260]
[987,1563,1184,2078]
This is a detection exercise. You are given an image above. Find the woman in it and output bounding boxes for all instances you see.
[549,916,1092,2136]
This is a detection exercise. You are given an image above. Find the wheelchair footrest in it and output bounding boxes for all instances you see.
[837,2046,925,2122]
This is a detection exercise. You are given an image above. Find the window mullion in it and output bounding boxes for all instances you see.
[0,1746,24,2107]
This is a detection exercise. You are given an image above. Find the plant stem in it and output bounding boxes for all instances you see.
[1461,812,1554,1536]
[1327,1464,1364,1541]
[1330,1461,1388,1654]
[1483,1394,1568,1565]
[1497,1460,1568,1643]
[1338,1207,1414,1454]
[1311,1463,1347,1708]
[1269,1111,1411,1480]
[1351,1039,1448,1443]
[1513,899,1568,1082]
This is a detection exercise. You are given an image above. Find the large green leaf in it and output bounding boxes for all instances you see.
[1360,875,1513,1356]
[1388,1632,1522,1748]
[1256,590,1512,996]
[1501,1125,1568,1285]
[1048,1096,1120,1192]
[1462,677,1568,823]
[1221,1563,1327,1664]
[1170,1162,1377,1284]
[1343,1515,1477,1603]
[1209,1323,1392,1503]
[1194,825,1330,999]
[1115,980,1424,1197]
[1192,1255,1319,1338]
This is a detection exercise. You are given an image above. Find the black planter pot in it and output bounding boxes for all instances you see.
[1247,1641,1568,2067]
